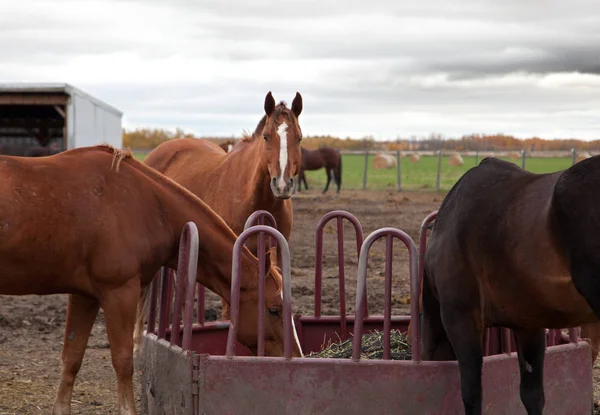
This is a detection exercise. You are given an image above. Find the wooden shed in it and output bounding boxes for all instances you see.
[0,83,123,156]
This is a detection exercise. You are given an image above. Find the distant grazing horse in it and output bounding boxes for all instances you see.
[0,144,302,415]
[144,91,303,319]
[422,155,600,415]
[297,146,342,193]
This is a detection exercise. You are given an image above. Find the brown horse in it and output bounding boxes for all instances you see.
[421,155,600,415]
[297,146,342,193]
[144,91,303,318]
[0,144,302,415]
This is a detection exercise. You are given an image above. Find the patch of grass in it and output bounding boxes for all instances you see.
[132,151,575,192]
[133,152,147,161]
[305,330,412,360]
[302,154,574,192]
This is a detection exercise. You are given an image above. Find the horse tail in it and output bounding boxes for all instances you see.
[133,282,152,353]
[336,150,343,189]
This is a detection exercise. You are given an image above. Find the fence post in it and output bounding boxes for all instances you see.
[436,150,442,191]
[362,150,369,190]
[475,151,479,165]
[571,148,576,165]
[396,150,402,192]
[521,149,526,169]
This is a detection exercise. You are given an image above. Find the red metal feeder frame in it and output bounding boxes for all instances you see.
[140,210,593,414]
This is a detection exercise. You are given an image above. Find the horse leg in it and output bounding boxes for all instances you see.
[52,294,100,415]
[296,171,302,192]
[334,156,342,193]
[440,304,484,415]
[323,168,332,193]
[420,269,456,361]
[512,328,546,415]
[101,279,141,415]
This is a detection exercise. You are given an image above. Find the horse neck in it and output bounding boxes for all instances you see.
[230,138,278,208]
[135,160,260,304]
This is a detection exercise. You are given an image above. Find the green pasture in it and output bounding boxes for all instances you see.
[132,151,575,192]
[300,154,574,192]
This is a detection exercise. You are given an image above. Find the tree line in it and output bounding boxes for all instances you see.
[124,128,600,152]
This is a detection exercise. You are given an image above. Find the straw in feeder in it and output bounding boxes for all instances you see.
[305,330,412,360]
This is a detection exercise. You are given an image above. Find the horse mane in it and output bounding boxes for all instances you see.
[240,101,295,142]
[267,261,284,296]
[100,143,134,172]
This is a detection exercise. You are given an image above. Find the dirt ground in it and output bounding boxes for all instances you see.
[1,189,599,413]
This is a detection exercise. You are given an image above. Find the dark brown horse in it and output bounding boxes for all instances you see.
[297,146,342,193]
[0,144,301,415]
[144,92,303,319]
[421,155,600,414]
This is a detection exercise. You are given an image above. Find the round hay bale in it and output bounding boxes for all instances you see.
[372,153,397,169]
[409,153,421,163]
[576,151,592,163]
[508,151,521,160]
[448,152,464,166]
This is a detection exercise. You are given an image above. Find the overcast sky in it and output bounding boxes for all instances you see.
[2,0,600,140]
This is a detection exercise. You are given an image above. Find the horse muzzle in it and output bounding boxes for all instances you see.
[271,177,295,199]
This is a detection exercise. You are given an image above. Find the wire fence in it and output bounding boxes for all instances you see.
[300,148,592,193]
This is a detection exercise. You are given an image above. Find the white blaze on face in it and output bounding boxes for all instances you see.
[277,122,288,192]
[281,291,304,357]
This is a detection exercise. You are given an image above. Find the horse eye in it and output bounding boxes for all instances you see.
[263,134,268,141]
[268,308,280,317]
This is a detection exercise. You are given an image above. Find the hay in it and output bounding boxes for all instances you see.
[448,152,464,166]
[576,151,592,162]
[305,330,412,360]
[409,153,420,163]
[508,151,521,160]
[372,153,397,169]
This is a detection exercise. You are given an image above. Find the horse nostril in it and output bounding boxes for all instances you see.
[289,177,295,186]
[272,177,277,186]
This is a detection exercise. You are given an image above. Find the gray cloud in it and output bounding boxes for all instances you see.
[1,0,599,139]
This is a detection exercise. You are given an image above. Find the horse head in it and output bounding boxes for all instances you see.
[236,247,303,357]
[260,91,303,199]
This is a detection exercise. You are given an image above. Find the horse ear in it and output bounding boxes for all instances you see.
[291,92,303,118]
[264,91,276,116]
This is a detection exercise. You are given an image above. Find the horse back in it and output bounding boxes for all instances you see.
[425,158,586,326]
[0,148,173,296]
[552,155,600,266]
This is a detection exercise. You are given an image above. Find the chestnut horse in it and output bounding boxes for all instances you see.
[297,146,342,193]
[421,155,600,415]
[0,144,302,415]
[144,91,303,318]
